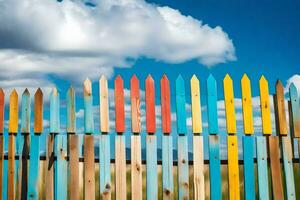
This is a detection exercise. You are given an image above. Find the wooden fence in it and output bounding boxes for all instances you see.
[0,74,299,200]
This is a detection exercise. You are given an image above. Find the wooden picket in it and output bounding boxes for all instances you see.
[0,74,299,200]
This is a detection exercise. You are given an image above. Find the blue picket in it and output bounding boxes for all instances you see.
[162,135,173,198]
[66,87,76,133]
[50,89,60,133]
[207,74,218,135]
[84,79,94,134]
[146,135,158,199]
[243,136,255,200]
[175,75,187,135]
[99,135,111,197]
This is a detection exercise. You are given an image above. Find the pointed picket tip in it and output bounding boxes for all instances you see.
[67,86,74,94]
[0,88,3,95]
[146,75,154,84]
[11,89,18,97]
[23,88,30,95]
[176,74,184,82]
[260,75,267,82]
[84,78,92,96]
[223,74,232,83]
[35,88,43,97]
[276,79,283,87]
[115,75,123,82]
[130,74,139,85]
[241,73,250,81]
[289,83,298,96]
[100,75,107,81]
[290,83,297,91]
[191,74,199,83]
[161,74,169,83]
[207,74,216,83]
[51,87,58,97]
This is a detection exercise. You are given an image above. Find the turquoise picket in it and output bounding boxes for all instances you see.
[162,135,173,198]
[84,79,94,134]
[146,135,158,199]
[66,87,76,133]
[21,89,30,133]
[289,83,300,138]
[207,74,221,199]
[3,156,7,200]
[50,89,60,133]
[99,135,111,197]
[175,75,187,135]
[243,136,255,200]
[256,136,270,199]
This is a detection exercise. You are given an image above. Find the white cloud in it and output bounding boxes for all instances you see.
[0,0,235,87]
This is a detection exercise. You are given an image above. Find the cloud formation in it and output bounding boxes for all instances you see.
[0,0,235,88]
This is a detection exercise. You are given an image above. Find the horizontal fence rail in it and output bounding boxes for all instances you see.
[0,74,299,200]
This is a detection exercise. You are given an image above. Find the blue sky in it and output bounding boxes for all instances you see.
[0,0,300,158]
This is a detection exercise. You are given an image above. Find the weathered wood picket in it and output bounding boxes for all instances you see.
[0,74,299,200]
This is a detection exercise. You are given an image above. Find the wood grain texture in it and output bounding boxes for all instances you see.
[0,136,3,199]
[176,75,187,135]
[190,75,202,134]
[84,78,94,134]
[9,89,18,134]
[99,135,111,200]
[130,75,141,133]
[289,83,300,138]
[242,136,255,200]
[46,135,54,200]
[178,136,189,199]
[146,135,158,200]
[8,135,15,200]
[209,135,221,200]
[115,75,125,133]
[241,74,254,134]
[115,135,126,200]
[193,135,204,200]
[162,135,173,200]
[223,74,237,134]
[50,88,60,134]
[259,76,272,135]
[21,89,30,134]
[131,135,142,200]
[68,135,79,200]
[256,136,270,200]
[33,88,43,135]
[84,135,95,200]
[55,135,67,200]
[145,75,156,133]
[0,89,4,134]
[207,75,218,134]
[66,87,76,133]
[160,75,171,134]
[100,75,110,133]
[268,136,284,200]
[275,80,288,135]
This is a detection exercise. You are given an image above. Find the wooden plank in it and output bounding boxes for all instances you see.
[146,135,157,200]
[27,136,40,200]
[0,90,4,200]
[208,135,221,200]
[227,135,240,200]
[281,136,296,199]
[259,76,272,135]
[207,75,218,134]
[115,75,125,133]
[145,75,156,133]
[162,135,173,199]
[190,75,202,134]
[161,75,171,134]
[275,80,288,135]
[100,75,110,133]
[8,89,18,200]
[0,89,4,134]
[256,136,270,199]
[84,135,95,200]
[66,87,76,133]
[115,135,126,200]
[84,78,94,134]
[131,135,142,200]
[193,136,204,200]
[176,75,187,135]
[223,74,237,134]
[55,135,67,200]
[34,88,43,134]
[21,89,30,134]
[99,135,111,200]
[46,135,54,200]
[289,83,300,138]
[242,136,255,200]
[130,75,141,133]
[268,136,284,199]
[178,136,189,199]
[241,74,254,134]
[68,135,79,200]
[50,88,60,134]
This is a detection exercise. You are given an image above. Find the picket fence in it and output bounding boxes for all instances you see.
[0,74,299,200]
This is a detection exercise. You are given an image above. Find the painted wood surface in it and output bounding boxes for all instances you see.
[259,76,272,135]
[130,75,141,133]
[21,89,30,134]
[176,75,187,135]
[190,75,202,134]
[9,89,18,134]
[275,80,288,135]
[131,135,142,200]
[66,87,76,133]
[0,89,4,135]
[115,135,126,200]
[193,136,204,200]
[145,75,156,133]
[161,75,171,134]
[162,135,173,199]
[68,135,79,200]
[242,136,255,200]
[100,75,110,133]
[207,75,218,134]
[241,74,254,134]
[84,135,95,200]
[115,75,125,133]
[50,88,60,134]
[178,136,189,199]
[146,135,158,200]
[99,135,111,200]
[0,90,3,200]
[55,135,67,200]
[84,78,94,134]
[34,88,43,134]
[256,136,270,200]
[209,135,221,200]
[289,83,300,138]
[46,135,54,200]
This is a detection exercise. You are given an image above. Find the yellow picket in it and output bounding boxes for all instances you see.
[100,75,110,133]
[241,74,254,134]
[190,75,202,134]
[9,89,19,133]
[259,76,272,135]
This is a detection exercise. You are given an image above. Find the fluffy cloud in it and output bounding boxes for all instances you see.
[0,0,235,88]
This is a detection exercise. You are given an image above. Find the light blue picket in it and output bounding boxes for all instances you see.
[27,135,40,200]
[243,136,255,200]
[3,153,7,200]
[99,135,111,197]
[256,136,269,200]
[55,135,67,200]
[281,137,296,200]
[21,89,30,134]
[50,88,60,133]
[207,74,218,135]
[84,79,94,134]
[289,83,300,138]
[162,135,173,198]
[175,75,187,135]
[66,87,76,133]
[207,74,221,199]
[146,135,158,199]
